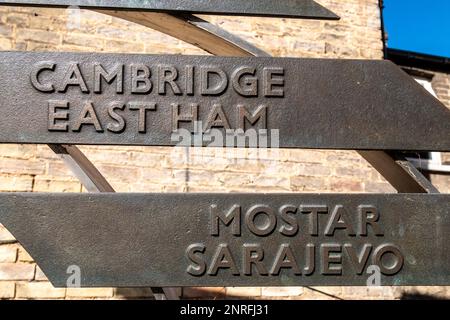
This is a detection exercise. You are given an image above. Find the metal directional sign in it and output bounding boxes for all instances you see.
[0,193,448,287]
[0,52,449,151]
[0,0,340,19]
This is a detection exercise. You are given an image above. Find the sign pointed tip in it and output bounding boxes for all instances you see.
[0,0,341,20]
[309,0,341,20]
[324,10,341,21]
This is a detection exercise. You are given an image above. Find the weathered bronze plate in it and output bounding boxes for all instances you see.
[0,193,448,287]
[0,0,340,19]
[0,52,449,151]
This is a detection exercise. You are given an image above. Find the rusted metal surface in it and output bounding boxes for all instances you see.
[0,0,340,19]
[0,193,448,287]
[0,51,448,151]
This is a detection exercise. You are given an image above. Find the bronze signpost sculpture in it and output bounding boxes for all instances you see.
[0,0,449,300]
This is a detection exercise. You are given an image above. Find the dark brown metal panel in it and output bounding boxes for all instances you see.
[0,0,340,19]
[0,193,448,287]
[0,51,449,151]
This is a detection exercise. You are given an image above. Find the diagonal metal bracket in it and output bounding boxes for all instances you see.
[48,144,114,193]
[359,151,439,193]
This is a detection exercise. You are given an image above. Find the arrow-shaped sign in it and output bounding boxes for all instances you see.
[0,193,448,287]
[0,0,340,20]
[0,52,449,151]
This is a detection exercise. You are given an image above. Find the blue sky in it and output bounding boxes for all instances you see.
[384,0,450,57]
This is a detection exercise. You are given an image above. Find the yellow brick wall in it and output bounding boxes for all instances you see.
[0,0,449,299]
